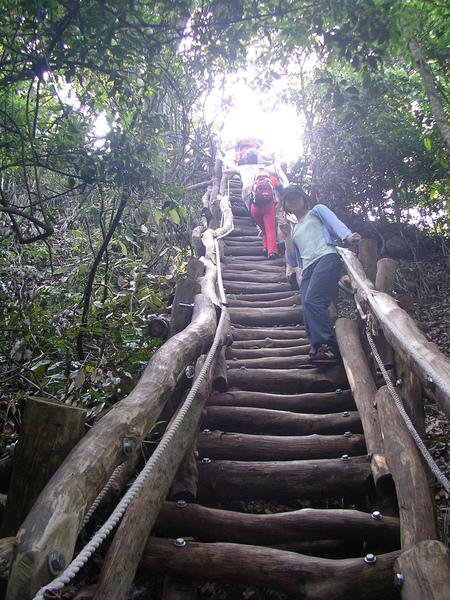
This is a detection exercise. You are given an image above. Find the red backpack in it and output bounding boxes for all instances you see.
[251,169,275,206]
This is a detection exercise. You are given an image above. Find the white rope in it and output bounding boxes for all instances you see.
[34,241,230,599]
[366,327,450,494]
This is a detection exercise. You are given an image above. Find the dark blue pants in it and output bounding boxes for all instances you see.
[300,253,341,355]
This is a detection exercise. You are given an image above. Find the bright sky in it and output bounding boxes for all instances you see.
[206,77,304,165]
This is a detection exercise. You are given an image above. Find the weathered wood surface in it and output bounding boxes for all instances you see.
[155,502,400,546]
[93,343,226,600]
[198,430,366,460]
[168,277,201,338]
[6,294,219,600]
[375,258,398,295]
[358,239,378,284]
[202,406,363,436]
[394,540,450,600]
[230,326,306,340]
[226,345,310,359]
[230,336,309,348]
[375,386,437,550]
[196,456,374,502]
[226,354,315,369]
[207,389,356,413]
[335,318,394,497]
[1,398,86,538]
[227,291,298,303]
[339,247,450,419]
[228,306,302,327]
[394,355,426,440]
[224,280,292,294]
[139,538,400,600]
[227,294,301,307]
[226,364,349,393]
[223,270,285,283]
[0,537,14,577]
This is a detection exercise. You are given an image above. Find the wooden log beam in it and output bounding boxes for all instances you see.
[206,389,356,414]
[227,290,298,302]
[230,327,306,340]
[198,430,366,461]
[227,294,301,308]
[335,318,394,497]
[93,347,222,600]
[6,295,218,600]
[226,345,309,359]
[226,354,312,369]
[197,456,373,502]
[223,271,287,284]
[230,337,309,349]
[155,502,400,547]
[227,365,349,393]
[202,406,362,436]
[139,538,400,600]
[223,260,288,272]
[224,280,292,294]
[229,306,302,327]
[338,247,450,419]
[375,386,437,550]
[1,398,86,538]
[394,540,450,600]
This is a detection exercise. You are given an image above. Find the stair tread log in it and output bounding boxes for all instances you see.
[155,502,400,546]
[202,405,362,436]
[207,389,355,413]
[140,538,400,600]
[197,430,366,461]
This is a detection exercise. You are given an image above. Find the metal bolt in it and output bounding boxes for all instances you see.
[203,429,211,435]
[194,450,200,459]
[240,365,246,370]
[202,409,207,417]
[48,550,66,576]
[123,437,134,456]
[373,400,377,408]
[341,454,350,461]
[174,538,186,547]
[226,365,230,370]
[395,379,402,388]
[233,357,238,361]
[202,457,211,464]
[179,303,193,308]
[372,511,382,520]
[336,388,342,394]
[342,411,350,417]
[364,553,377,564]
[367,452,373,461]
[344,431,353,437]
[427,376,436,391]
[394,573,404,590]
[176,500,186,508]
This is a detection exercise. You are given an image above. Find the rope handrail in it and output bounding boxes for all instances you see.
[365,327,450,495]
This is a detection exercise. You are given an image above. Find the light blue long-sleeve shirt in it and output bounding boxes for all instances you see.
[286,204,352,269]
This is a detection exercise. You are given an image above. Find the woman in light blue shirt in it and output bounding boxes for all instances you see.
[279,185,361,362]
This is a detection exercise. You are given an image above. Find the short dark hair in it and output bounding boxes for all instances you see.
[282,185,310,212]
